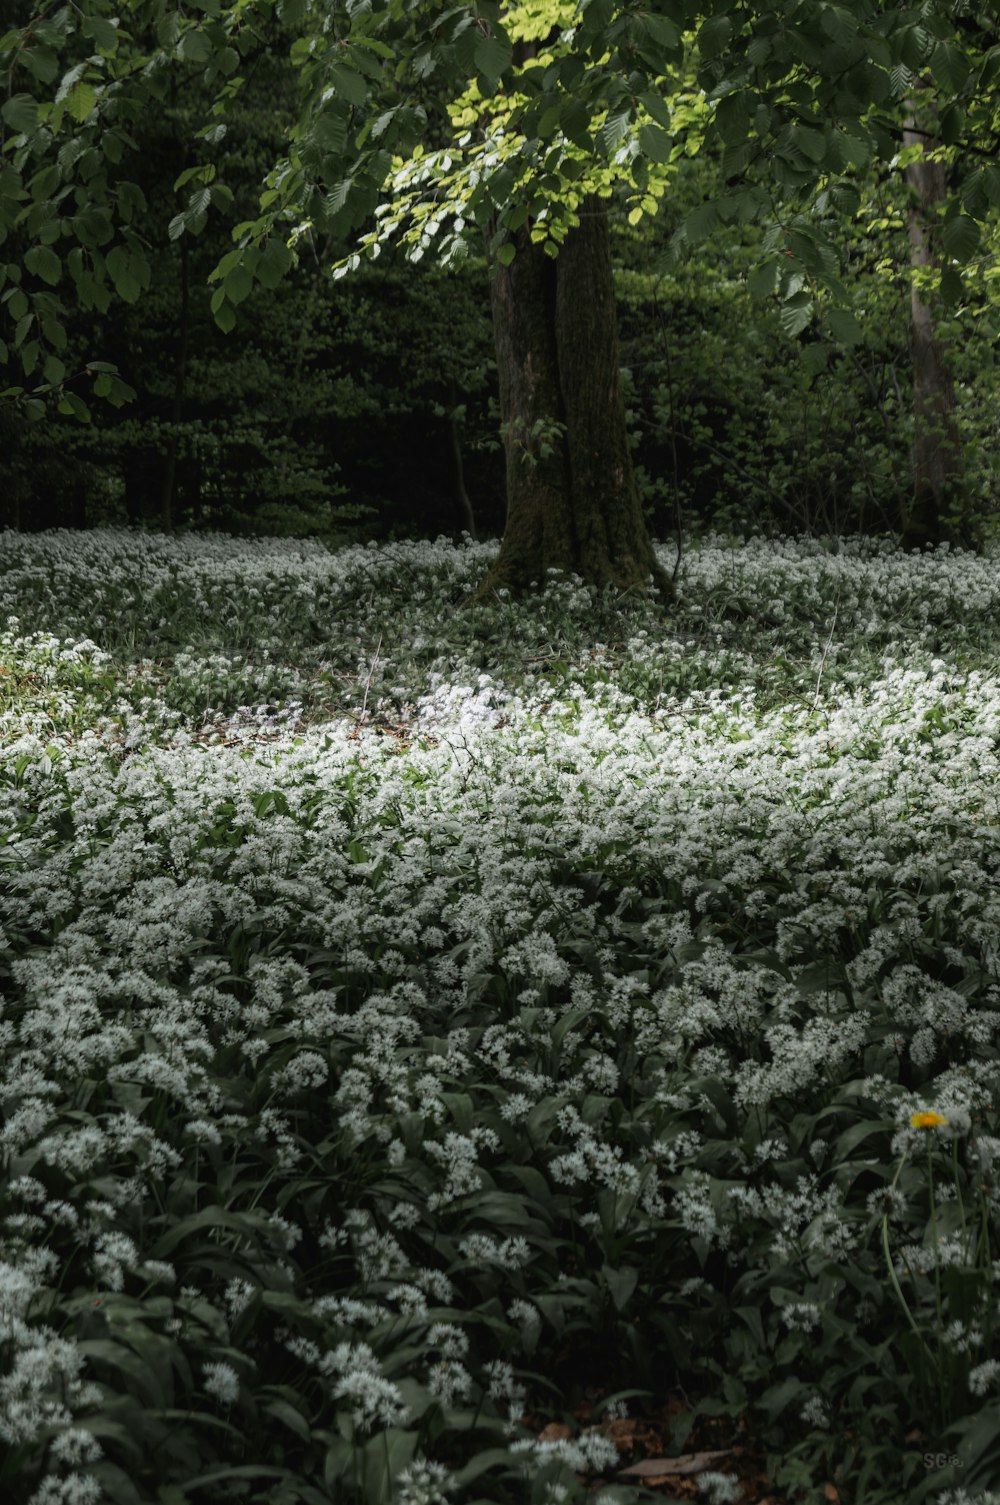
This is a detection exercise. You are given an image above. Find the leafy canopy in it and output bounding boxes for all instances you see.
[3,0,1000,409]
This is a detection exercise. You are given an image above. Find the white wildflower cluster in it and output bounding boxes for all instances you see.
[696,1472,745,1504]
[202,1361,241,1406]
[935,1494,1000,1505]
[6,530,1000,1495]
[395,1458,457,1505]
[800,1393,831,1428]
[510,1429,620,1475]
[508,1298,542,1352]
[458,1234,531,1269]
[285,1338,409,1432]
[426,1128,499,1209]
[424,1324,473,1408]
[969,1359,1000,1396]
[0,1252,101,1447]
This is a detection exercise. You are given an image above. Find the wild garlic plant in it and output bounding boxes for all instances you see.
[0,529,999,1504]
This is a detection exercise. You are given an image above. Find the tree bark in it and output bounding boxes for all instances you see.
[471,196,672,601]
[159,236,189,530]
[902,115,964,547]
[447,378,477,539]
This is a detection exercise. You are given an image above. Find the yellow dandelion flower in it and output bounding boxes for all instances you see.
[910,1110,948,1129]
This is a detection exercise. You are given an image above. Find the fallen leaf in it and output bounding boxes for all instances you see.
[619,1449,733,1477]
[537,1422,572,1443]
[824,1487,840,1503]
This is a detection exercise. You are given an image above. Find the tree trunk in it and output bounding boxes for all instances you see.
[902,115,964,547]
[447,378,477,539]
[471,196,672,601]
[159,236,189,530]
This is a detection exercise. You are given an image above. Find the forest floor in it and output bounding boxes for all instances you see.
[1,528,997,1505]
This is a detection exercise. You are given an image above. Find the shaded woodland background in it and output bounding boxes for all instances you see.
[4,45,1000,550]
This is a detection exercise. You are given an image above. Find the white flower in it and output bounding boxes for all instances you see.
[28,1476,103,1505]
[969,1359,1000,1396]
[48,1427,104,1465]
[395,1458,456,1505]
[696,1472,744,1504]
[202,1361,240,1406]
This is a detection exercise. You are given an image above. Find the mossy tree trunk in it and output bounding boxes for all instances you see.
[902,114,965,548]
[471,196,672,602]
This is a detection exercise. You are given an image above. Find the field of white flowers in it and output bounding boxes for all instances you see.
[1,528,999,1505]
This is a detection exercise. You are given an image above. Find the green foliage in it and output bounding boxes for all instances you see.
[5,0,1000,391]
[612,139,1000,540]
[3,531,1000,1501]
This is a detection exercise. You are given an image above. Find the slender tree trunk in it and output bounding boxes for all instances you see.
[471,197,672,601]
[902,113,964,547]
[447,378,477,539]
[159,237,189,529]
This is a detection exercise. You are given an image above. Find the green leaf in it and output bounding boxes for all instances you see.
[830,181,861,216]
[748,258,777,303]
[779,291,813,337]
[715,93,750,147]
[827,306,863,344]
[263,1396,312,1442]
[641,13,682,54]
[83,16,119,54]
[24,245,60,286]
[189,186,212,217]
[224,263,253,305]
[43,317,66,350]
[791,124,828,163]
[940,214,980,263]
[899,25,933,70]
[179,28,213,64]
[599,108,631,155]
[328,64,367,106]
[603,1264,639,1312]
[88,1461,144,1505]
[889,61,912,98]
[795,344,825,376]
[214,299,236,333]
[496,242,516,266]
[832,127,871,168]
[474,32,512,84]
[1,94,39,135]
[255,238,293,289]
[640,90,672,129]
[168,1467,293,1493]
[57,390,90,422]
[932,40,970,93]
[22,46,58,84]
[66,81,97,124]
[684,201,718,245]
[698,15,733,60]
[939,264,964,305]
[938,102,965,146]
[638,123,673,163]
